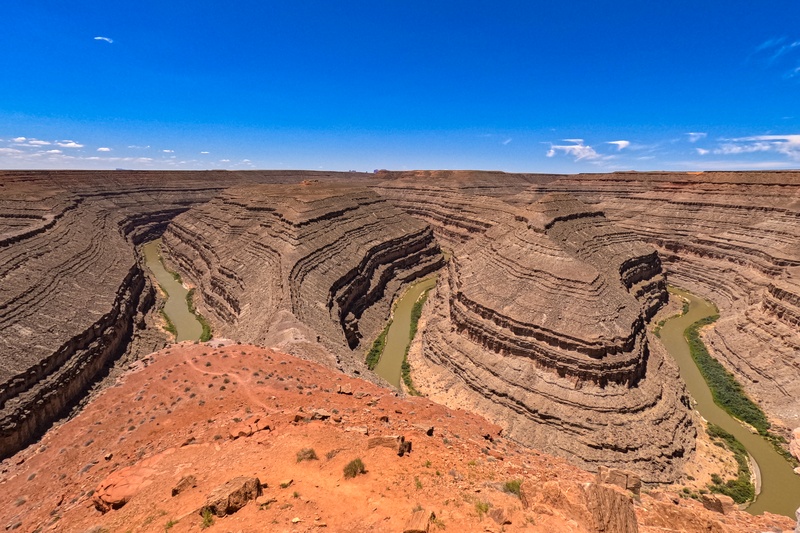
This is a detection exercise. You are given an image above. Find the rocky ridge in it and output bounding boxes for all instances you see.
[510,171,800,429]
[410,194,694,482]
[161,183,444,372]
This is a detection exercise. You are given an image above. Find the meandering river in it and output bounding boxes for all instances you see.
[660,287,800,517]
[373,277,437,388]
[142,239,203,342]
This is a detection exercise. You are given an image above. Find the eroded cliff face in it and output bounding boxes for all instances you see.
[161,183,444,371]
[409,194,693,482]
[0,171,376,459]
[512,172,800,429]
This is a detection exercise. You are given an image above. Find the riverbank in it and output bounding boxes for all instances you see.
[141,239,204,343]
[370,276,437,388]
[659,287,800,517]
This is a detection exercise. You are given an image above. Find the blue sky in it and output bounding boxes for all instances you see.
[2,1,800,172]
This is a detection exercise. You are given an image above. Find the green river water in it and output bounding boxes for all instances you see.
[142,239,203,342]
[373,277,437,388]
[661,287,800,517]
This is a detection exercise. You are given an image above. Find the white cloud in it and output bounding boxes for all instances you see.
[97,147,111,152]
[502,138,512,145]
[162,149,174,153]
[94,36,114,44]
[714,134,800,160]
[45,149,63,154]
[56,140,84,148]
[685,132,707,143]
[220,159,231,162]
[0,147,23,154]
[607,140,630,151]
[128,145,150,149]
[546,139,601,161]
[28,139,50,146]
[696,148,710,155]
[12,137,27,143]
[200,151,210,154]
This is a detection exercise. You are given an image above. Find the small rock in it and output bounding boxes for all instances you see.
[172,475,197,497]
[403,508,434,533]
[201,476,262,517]
[103,453,113,461]
[311,409,331,421]
[292,517,301,524]
[414,424,434,436]
[488,507,511,525]
[379,415,389,423]
[280,479,293,488]
[337,384,353,395]
[345,426,369,435]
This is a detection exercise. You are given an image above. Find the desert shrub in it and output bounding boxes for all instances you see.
[343,458,366,479]
[296,448,319,462]
[503,479,522,497]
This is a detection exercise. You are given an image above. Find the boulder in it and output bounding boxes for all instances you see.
[701,493,736,515]
[201,476,262,517]
[596,466,642,496]
[488,507,511,525]
[583,482,638,533]
[403,509,434,533]
[172,475,197,497]
[92,450,171,512]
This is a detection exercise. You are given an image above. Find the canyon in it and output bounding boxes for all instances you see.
[0,169,799,530]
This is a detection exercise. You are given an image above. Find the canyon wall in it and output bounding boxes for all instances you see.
[409,194,693,482]
[0,171,374,458]
[161,183,444,372]
[510,172,800,429]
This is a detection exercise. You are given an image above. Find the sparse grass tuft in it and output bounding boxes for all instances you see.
[200,508,214,529]
[343,458,366,479]
[503,479,522,497]
[296,448,319,462]
[475,500,490,519]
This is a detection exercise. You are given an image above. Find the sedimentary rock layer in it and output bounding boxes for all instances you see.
[413,194,693,482]
[514,172,800,428]
[161,183,443,371]
[0,170,375,459]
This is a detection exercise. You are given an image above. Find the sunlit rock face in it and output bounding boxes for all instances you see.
[416,194,693,482]
[162,183,443,371]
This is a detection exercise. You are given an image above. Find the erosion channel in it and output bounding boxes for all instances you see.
[373,277,437,388]
[661,288,800,517]
[142,239,203,342]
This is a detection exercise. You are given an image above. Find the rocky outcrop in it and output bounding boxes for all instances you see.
[202,476,262,517]
[162,183,443,370]
[0,170,376,459]
[514,171,800,429]
[413,194,693,482]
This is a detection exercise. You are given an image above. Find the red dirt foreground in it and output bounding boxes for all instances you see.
[0,342,794,533]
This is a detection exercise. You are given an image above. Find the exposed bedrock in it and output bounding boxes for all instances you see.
[161,183,444,371]
[514,172,800,428]
[0,170,377,459]
[414,194,693,482]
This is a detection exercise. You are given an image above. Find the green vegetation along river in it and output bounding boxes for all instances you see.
[142,239,203,342]
[660,287,800,517]
[373,277,437,388]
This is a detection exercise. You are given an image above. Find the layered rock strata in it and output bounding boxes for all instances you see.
[514,172,800,428]
[413,194,693,482]
[0,170,375,459]
[161,183,443,371]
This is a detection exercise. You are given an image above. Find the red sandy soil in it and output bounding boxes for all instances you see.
[0,342,794,533]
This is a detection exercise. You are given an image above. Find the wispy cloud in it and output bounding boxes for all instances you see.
[750,37,800,78]
[696,148,710,155]
[55,140,84,148]
[502,138,512,145]
[713,134,800,160]
[607,140,630,150]
[45,149,63,154]
[685,132,707,143]
[97,147,111,152]
[94,36,114,44]
[200,151,210,154]
[546,139,601,161]
[162,149,174,153]
[128,145,150,149]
